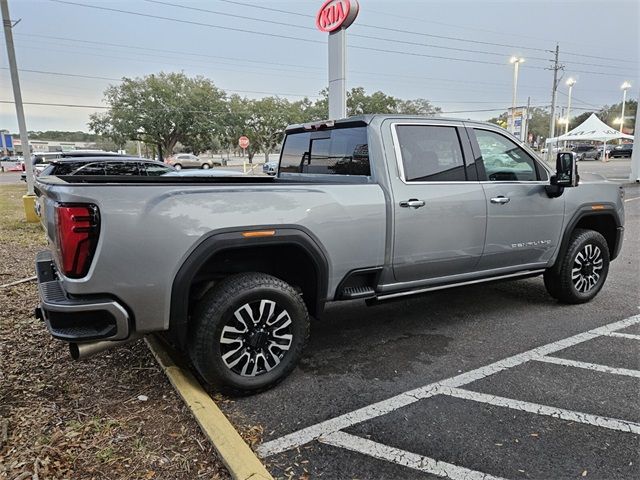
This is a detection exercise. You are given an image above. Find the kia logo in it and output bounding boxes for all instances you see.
[316,0,360,33]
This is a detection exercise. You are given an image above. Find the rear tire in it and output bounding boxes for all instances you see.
[189,272,310,394]
[202,163,211,169]
[543,228,610,304]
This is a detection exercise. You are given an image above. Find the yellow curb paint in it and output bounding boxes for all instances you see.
[23,194,39,223]
[145,336,273,480]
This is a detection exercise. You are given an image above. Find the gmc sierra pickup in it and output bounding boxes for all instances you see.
[34,115,625,393]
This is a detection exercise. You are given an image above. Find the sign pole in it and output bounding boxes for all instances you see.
[316,0,359,120]
[328,28,347,119]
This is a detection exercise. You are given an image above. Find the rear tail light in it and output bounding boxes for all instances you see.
[55,204,100,278]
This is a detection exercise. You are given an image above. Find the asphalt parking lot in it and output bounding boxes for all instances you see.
[217,183,640,479]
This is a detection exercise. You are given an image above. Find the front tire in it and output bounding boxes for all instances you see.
[544,228,610,304]
[174,163,182,171]
[189,273,310,394]
[201,163,211,169]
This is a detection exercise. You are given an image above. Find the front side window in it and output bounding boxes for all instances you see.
[395,125,466,182]
[475,129,542,181]
[280,127,370,176]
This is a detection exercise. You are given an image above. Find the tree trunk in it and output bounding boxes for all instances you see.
[157,143,163,163]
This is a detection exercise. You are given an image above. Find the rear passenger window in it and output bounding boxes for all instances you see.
[74,163,106,175]
[105,162,140,176]
[280,127,370,176]
[395,125,466,182]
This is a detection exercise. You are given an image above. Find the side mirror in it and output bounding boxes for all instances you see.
[554,151,579,187]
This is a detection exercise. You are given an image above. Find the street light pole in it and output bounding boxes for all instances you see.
[510,56,524,134]
[565,78,576,136]
[619,81,631,135]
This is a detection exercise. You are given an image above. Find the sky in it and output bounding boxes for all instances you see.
[1,0,638,132]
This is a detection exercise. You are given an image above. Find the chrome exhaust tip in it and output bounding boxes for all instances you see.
[69,335,142,360]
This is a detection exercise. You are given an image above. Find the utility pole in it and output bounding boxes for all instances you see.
[547,43,562,162]
[2,0,35,202]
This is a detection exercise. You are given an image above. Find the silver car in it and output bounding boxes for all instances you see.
[166,153,214,170]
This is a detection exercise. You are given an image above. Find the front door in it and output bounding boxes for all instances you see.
[470,127,565,270]
[388,122,487,283]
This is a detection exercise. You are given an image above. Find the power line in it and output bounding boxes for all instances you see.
[16,33,324,72]
[48,0,323,45]
[0,100,108,109]
[143,0,315,31]
[1,99,550,116]
[209,0,637,69]
[364,7,638,65]
[0,68,321,98]
[144,0,554,65]
[0,67,119,81]
[47,0,634,77]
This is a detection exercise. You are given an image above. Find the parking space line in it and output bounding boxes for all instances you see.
[607,332,640,341]
[442,387,640,434]
[535,356,640,378]
[257,314,640,458]
[319,431,508,480]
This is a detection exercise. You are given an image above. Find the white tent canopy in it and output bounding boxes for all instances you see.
[546,113,634,144]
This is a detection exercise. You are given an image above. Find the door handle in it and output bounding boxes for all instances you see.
[490,196,510,205]
[399,199,426,209]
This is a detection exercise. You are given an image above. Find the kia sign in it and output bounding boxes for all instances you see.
[238,136,250,149]
[316,0,359,33]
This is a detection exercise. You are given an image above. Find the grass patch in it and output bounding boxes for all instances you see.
[0,184,46,247]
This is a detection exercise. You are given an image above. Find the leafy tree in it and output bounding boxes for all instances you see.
[597,100,636,133]
[396,98,441,115]
[242,97,308,162]
[88,72,227,159]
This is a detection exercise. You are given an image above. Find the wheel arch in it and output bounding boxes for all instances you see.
[168,226,329,349]
[552,205,622,273]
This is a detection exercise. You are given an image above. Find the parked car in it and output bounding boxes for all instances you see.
[572,144,600,161]
[263,161,278,175]
[609,143,633,158]
[38,157,175,177]
[166,153,215,170]
[34,115,624,394]
[597,145,615,157]
[22,152,147,181]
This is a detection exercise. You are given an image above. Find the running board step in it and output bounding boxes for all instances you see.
[341,286,376,300]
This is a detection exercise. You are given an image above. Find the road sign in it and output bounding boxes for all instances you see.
[238,136,250,149]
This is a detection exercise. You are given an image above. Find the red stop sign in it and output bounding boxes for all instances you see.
[238,136,250,149]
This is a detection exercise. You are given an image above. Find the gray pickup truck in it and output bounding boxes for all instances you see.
[34,115,625,393]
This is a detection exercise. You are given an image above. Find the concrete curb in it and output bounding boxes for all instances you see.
[145,336,273,480]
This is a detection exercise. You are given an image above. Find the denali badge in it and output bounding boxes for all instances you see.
[511,240,552,248]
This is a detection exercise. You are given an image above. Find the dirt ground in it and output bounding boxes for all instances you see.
[0,184,235,479]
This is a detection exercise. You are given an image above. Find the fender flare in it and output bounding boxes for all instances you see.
[551,203,622,272]
[168,225,329,348]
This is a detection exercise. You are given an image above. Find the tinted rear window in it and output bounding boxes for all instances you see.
[279,127,370,176]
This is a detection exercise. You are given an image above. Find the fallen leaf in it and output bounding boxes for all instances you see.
[582,470,588,477]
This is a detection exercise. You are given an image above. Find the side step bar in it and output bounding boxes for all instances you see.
[341,285,376,300]
[370,269,546,303]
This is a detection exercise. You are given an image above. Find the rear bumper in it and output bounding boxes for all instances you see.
[36,250,131,342]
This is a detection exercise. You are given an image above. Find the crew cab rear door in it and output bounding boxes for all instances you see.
[468,126,565,270]
[386,120,486,283]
